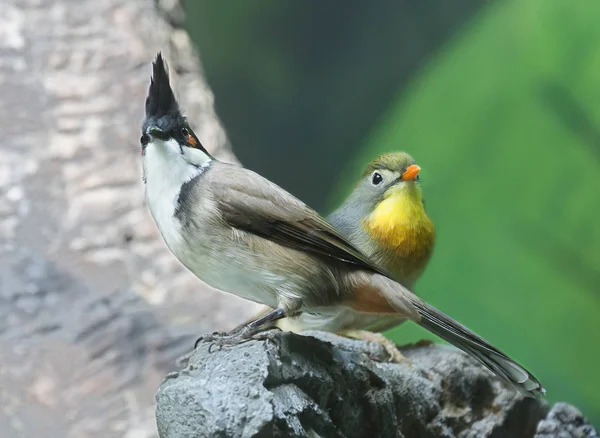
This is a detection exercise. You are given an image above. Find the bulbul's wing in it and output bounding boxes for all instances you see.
[212,165,392,277]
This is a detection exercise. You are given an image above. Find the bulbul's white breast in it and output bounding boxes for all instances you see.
[142,141,281,308]
[143,140,203,252]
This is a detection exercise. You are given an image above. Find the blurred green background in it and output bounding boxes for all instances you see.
[186,0,600,424]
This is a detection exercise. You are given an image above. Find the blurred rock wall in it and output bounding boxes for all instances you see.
[0,0,259,437]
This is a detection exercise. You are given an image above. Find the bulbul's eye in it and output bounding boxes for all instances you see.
[371,172,383,186]
[181,127,189,137]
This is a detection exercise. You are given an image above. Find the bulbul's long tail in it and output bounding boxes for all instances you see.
[411,299,544,397]
[368,275,545,398]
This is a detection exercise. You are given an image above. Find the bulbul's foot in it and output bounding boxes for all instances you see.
[195,326,281,352]
[196,330,245,352]
[195,308,288,352]
[194,330,228,349]
[339,329,411,365]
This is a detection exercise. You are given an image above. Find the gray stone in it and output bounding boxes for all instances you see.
[156,331,575,438]
[534,403,599,438]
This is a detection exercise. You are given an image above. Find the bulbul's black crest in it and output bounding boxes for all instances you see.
[146,53,178,119]
[141,53,209,155]
[142,52,186,135]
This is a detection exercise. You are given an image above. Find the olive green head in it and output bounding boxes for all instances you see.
[360,152,418,180]
[349,152,422,212]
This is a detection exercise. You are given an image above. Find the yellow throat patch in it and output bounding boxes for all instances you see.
[362,184,435,257]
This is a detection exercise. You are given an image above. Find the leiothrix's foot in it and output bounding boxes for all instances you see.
[339,329,411,365]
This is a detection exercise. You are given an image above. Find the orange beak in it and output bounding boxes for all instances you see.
[401,164,421,181]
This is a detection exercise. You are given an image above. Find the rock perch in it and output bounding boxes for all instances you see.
[156,331,597,438]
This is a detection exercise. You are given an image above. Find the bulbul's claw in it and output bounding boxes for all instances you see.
[207,342,221,354]
[194,331,228,349]
[196,327,282,352]
[195,328,255,350]
[195,308,288,351]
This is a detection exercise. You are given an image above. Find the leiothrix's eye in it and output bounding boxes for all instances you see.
[371,172,383,186]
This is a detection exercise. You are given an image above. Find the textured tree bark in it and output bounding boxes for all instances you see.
[0,1,258,437]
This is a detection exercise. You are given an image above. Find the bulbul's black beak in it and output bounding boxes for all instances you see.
[145,125,167,140]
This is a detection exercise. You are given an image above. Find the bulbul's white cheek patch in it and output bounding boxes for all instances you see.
[183,147,211,167]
